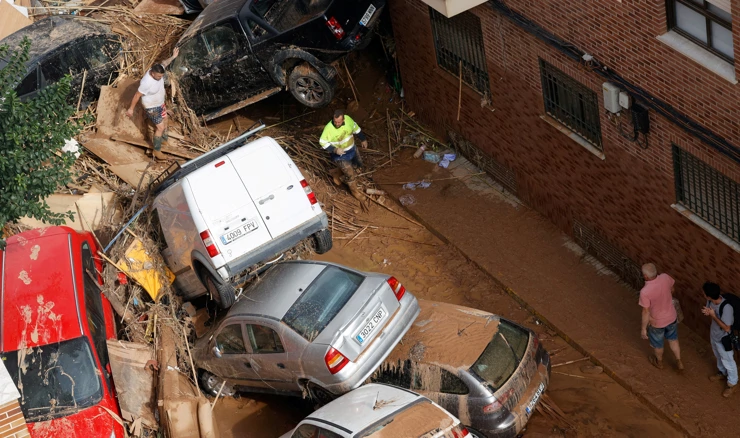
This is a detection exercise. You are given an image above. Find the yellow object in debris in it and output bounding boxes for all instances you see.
[118,238,174,300]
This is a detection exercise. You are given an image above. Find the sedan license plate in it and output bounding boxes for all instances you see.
[220,220,259,245]
[359,4,377,27]
[355,307,386,344]
[525,382,545,415]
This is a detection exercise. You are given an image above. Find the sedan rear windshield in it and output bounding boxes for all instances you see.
[249,0,331,32]
[282,266,363,342]
[1,337,103,422]
[470,320,529,391]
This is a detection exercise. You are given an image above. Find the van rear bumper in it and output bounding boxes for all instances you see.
[221,212,329,281]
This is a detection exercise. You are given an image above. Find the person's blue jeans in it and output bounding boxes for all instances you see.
[712,339,739,386]
[647,320,678,349]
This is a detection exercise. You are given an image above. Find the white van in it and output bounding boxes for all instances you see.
[150,126,331,308]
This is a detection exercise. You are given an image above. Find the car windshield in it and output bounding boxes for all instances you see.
[470,320,529,391]
[249,0,332,32]
[1,337,103,422]
[282,266,364,342]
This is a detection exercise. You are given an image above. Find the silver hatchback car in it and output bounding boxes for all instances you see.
[193,260,420,402]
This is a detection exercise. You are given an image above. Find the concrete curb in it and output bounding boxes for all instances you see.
[380,192,691,438]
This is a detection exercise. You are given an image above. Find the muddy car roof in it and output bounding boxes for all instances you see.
[384,300,502,370]
[227,261,329,320]
[306,384,425,434]
[0,16,113,65]
[179,0,248,42]
[0,227,87,352]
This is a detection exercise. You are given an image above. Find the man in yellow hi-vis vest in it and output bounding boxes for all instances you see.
[319,109,368,188]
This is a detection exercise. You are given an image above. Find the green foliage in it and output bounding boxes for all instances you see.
[0,37,85,232]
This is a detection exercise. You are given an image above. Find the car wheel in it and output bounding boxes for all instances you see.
[199,370,237,397]
[204,273,236,309]
[312,229,333,254]
[465,427,487,438]
[288,65,334,108]
[307,383,336,407]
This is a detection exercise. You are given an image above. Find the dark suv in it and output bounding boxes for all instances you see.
[171,0,384,120]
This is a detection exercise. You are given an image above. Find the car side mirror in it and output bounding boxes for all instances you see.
[212,345,223,358]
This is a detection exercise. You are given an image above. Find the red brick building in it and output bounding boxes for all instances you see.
[387,0,740,334]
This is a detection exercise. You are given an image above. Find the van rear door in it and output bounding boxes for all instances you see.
[186,159,272,263]
[229,139,318,238]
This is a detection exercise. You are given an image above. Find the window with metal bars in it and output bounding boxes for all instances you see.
[673,145,740,243]
[429,8,491,98]
[539,59,603,149]
[667,0,734,62]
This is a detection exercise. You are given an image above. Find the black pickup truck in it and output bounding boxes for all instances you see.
[171,0,384,120]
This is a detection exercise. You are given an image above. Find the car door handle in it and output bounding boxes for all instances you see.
[259,194,275,205]
[277,363,285,369]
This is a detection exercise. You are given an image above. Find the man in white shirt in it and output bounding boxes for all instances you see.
[126,48,179,160]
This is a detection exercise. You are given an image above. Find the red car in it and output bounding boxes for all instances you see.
[0,227,123,438]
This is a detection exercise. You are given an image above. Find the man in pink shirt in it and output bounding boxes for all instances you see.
[639,263,683,371]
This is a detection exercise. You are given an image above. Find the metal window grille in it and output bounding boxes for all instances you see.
[429,8,491,97]
[539,59,603,149]
[673,145,740,243]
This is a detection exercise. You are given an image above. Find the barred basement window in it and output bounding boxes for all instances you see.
[429,8,491,98]
[673,145,740,243]
[539,60,603,149]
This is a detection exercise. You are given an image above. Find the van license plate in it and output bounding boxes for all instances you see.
[220,220,259,245]
[360,4,376,26]
[525,382,545,415]
[355,307,385,344]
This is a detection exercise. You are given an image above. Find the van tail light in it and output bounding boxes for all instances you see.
[386,277,406,301]
[324,16,345,39]
[300,179,318,205]
[452,427,470,438]
[199,230,220,258]
[324,347,349,374]
[483,388,514,414]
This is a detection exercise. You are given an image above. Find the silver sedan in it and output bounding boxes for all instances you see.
[193,260,420,402]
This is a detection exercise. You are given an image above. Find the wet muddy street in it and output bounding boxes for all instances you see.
[211,189,679,437]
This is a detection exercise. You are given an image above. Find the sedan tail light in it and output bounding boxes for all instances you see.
[386,277,405,301]
[199,230,220,258]
[324,15,345,39]
[452,427,470,438]
[300,179,318,205]
[324,347,349,374]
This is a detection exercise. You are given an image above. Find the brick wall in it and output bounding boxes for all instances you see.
[388,0,740,334]
[0,401,29,438]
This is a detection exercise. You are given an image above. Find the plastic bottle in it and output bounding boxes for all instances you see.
[413,144,426,159]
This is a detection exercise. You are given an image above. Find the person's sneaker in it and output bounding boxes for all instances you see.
[676,359,685,372]
[723,384,737,398]
[153,150,167,160]
[709,373,727,382]
[649,355,663,370]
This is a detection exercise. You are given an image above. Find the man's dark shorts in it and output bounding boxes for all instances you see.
[145,104,167,125]
[648,320,678,349]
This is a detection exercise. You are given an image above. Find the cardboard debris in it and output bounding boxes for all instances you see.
[112,134,198,160]
[108,161,155,188]
[0,0,32,40]
[107,340,158,430]
[18,192,120,231]
[118,238,175,300]
[97,79,149,141]
[84,137,149,166]
[133,0,185,15]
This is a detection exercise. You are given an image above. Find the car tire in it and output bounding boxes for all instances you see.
[288,64,334,108]
[199,370,237,397]
[306,383,336,407]
[312,229,333,254]
[465,427,487,438]
[204,273,236,309]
